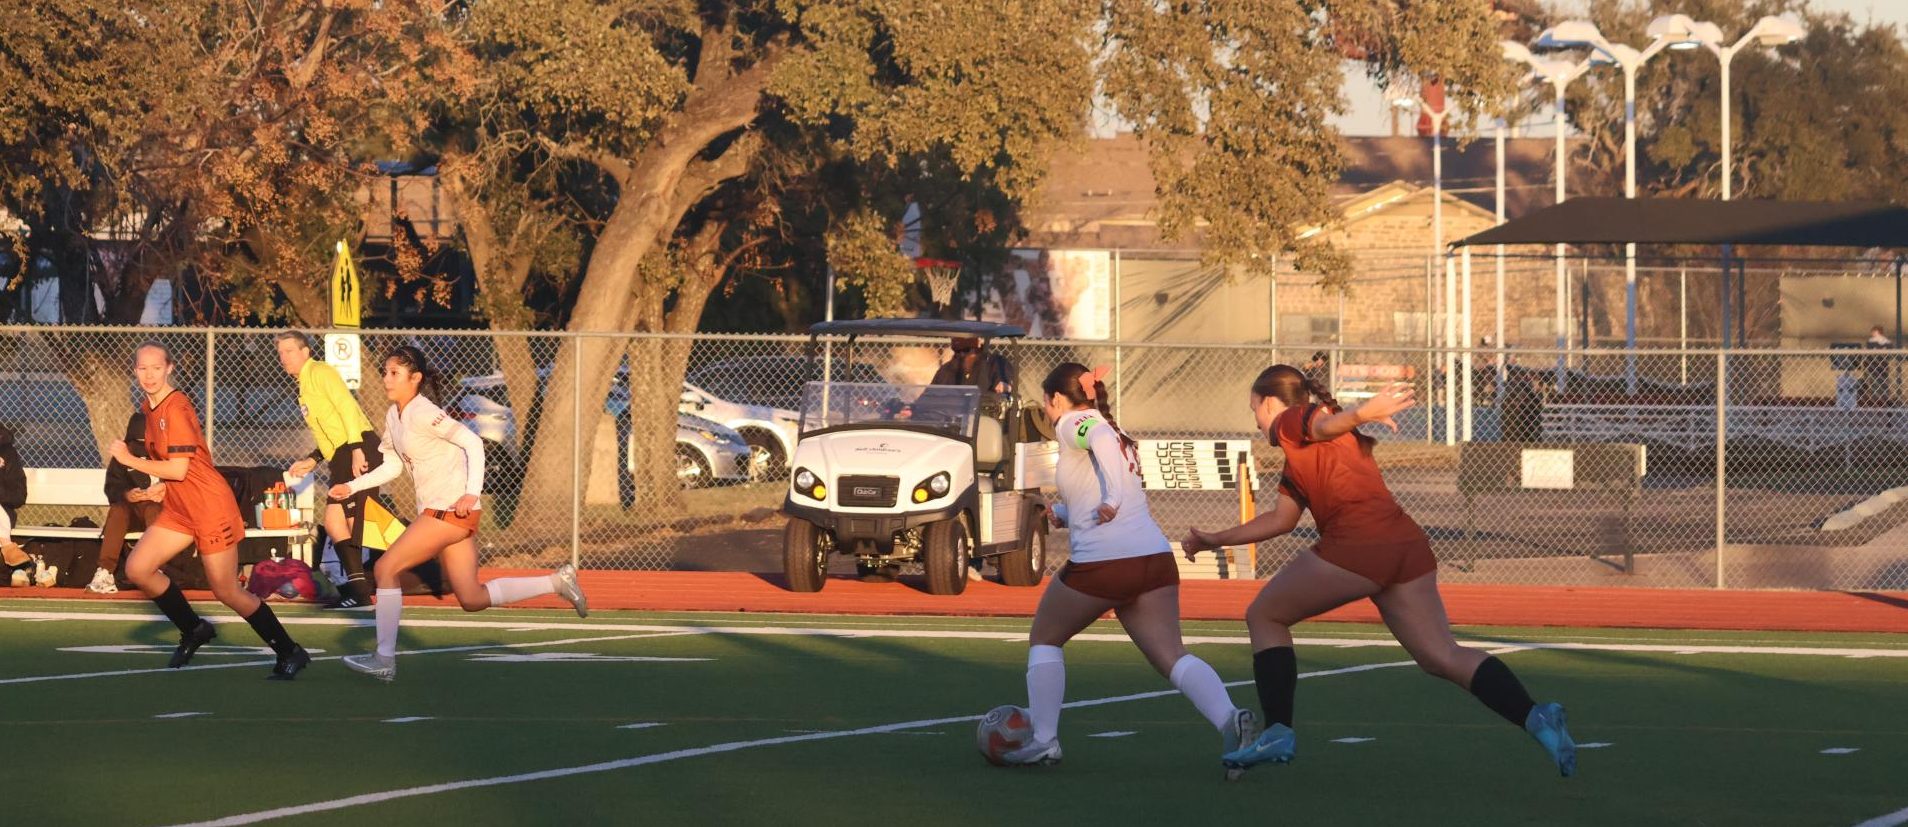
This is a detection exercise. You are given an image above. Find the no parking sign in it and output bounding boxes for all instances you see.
[325,333,363,390]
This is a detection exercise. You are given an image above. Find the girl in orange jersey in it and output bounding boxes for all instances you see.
[1185,365,1575,777]
[114,343,310,679]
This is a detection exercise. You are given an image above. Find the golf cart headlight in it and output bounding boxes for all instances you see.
[912,472,951,504]
[794,468,825,500]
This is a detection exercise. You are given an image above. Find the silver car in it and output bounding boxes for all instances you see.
[449,374,754,489]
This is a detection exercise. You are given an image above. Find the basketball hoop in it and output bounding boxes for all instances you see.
[916,257,961,309]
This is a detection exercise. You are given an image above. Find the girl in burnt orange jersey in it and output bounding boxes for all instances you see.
[1184,365,1574,778]
[114,343,310,679]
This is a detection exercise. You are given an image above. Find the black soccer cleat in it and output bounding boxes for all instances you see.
[267,645,312,681]
[169,621,217,668]
[322,593,370,610]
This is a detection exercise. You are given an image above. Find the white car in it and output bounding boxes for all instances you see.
[448,374,753,489]
[677,382,800,479]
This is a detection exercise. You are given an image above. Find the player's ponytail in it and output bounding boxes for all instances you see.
[1042,362,1139,460]
[383,345,442,400]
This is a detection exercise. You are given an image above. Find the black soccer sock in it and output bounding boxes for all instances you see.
[1253,646,1297,729]
[242,603,298,658]
[152,582,203,635]
[334,538,369,597]
[1468,656,1537,727]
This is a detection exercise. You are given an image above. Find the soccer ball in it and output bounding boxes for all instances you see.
[975,704,1035,766]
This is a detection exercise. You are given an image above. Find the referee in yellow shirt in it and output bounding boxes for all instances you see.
[277,331,382,609]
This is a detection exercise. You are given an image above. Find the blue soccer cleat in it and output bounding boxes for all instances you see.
[1524,702,1577,778]
[1222,723,1296,779]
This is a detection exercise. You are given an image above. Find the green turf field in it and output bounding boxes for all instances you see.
[3,599,1906,826]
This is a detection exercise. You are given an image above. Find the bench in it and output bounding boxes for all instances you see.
[14,468,319,564]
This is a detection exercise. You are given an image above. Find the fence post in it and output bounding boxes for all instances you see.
[1714,350,1727,590]
[572,335,582,570]
[203,330,216,451]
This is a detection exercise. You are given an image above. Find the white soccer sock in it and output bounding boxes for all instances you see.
[1026,644,1066,743]
[375,588,402,659]
[484,575,556,607]
[1170,654,1237,731]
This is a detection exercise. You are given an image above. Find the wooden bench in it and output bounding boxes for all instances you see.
[13,468,319,564]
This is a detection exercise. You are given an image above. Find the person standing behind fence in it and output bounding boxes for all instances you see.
[277,330,382,609]
[0,424,25,570]
[333,345,587,683]
[113,342,310,678]
[1182,364,1575,778]
[85,412,167,594]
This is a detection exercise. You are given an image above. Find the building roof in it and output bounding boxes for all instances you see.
[1454,198,1908,249]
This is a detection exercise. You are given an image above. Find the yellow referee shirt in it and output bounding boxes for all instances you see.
[298,359,375,460]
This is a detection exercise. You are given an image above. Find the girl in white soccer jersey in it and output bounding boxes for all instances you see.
[997,363,1256,767]
[335,346,587,681]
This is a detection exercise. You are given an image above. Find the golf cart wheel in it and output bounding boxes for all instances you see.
[998,510,1048,587]
[783,519,831,592]
[677,446,713,489]
[922,517,973,596]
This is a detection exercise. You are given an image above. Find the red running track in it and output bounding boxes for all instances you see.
[9,570,1908,634]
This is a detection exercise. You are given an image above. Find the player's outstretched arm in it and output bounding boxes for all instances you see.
[1181,494,1302,559]
[1309,383,1416,442]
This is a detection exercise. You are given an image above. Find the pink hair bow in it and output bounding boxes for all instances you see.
[1079,365,1111,401]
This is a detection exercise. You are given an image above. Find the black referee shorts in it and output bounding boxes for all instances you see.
[326,430,383,519]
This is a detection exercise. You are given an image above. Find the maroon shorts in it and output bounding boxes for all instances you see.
[1058,552,1180,603]
[420,508,481,535]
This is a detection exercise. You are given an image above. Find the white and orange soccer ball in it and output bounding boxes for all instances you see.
[976,704,1035,766]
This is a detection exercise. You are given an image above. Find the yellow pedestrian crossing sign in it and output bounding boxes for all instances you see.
[330,239,361,329]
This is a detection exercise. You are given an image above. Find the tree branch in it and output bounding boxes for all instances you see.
[538,137,635,186]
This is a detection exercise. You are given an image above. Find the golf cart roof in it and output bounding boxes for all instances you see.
[806,318,1026,340]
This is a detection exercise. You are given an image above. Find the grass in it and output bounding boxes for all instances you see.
[2,600,1905,826]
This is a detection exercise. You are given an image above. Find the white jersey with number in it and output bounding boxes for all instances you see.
[344,394,485,513]
[1052,409,1170,564]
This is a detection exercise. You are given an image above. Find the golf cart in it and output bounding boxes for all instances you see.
[781,319,1058,595]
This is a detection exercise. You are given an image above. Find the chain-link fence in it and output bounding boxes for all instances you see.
[4,325,1907,591]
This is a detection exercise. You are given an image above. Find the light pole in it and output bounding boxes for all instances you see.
[1502,42,1592,393]
[1686,16,1806,200]
[1537,19,1694,393]
[1390,89,1458,444]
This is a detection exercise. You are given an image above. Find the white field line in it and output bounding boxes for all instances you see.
[168,658,1416,827]
[3,609,1907,660]
[1854,807,1908,827]
[0,630,702,686]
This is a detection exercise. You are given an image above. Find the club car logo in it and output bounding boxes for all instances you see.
[853,442,902,455]
[853,486,883,498]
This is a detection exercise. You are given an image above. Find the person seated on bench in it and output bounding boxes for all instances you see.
[0,424,25,571]
[87,412,166,594]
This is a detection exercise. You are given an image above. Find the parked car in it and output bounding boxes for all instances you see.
[687,356,887,412]
[446,373,753,490]
[667,412,755,489]
[677,381,800,479]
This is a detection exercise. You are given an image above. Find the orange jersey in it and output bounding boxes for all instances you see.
[1272,404,1433,586]
[144,390,245,554]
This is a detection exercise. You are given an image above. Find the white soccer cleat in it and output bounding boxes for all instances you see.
[343,653,397,682]
[86,567,119,594]
[999,737,1063,767]
[1222,707,1260,755]
[552,563,589,618]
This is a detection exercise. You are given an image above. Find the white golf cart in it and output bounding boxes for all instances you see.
[781,319,1058,595]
